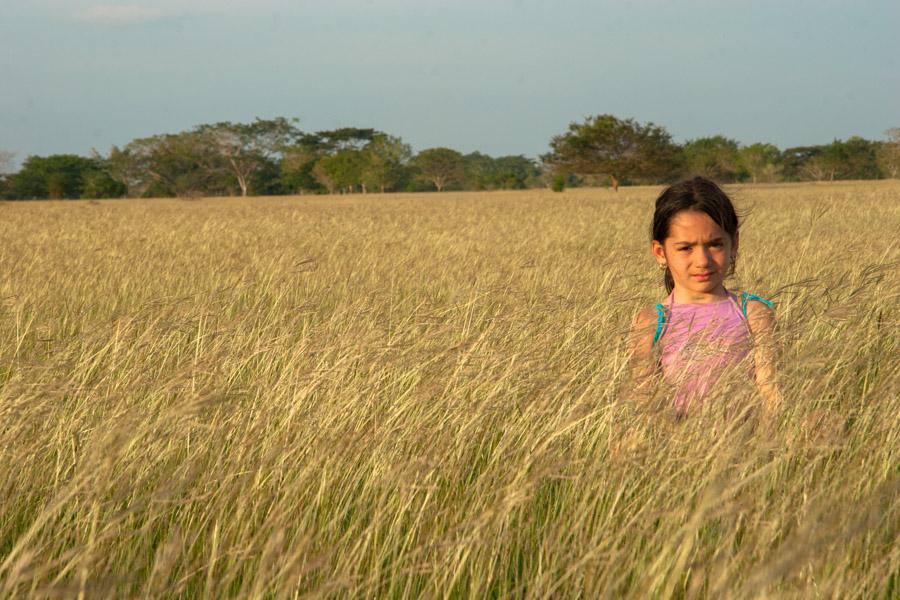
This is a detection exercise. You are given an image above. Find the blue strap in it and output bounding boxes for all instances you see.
[652,303,665,346]
[740,292,775,317]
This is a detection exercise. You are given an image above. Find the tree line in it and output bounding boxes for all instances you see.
[1,115,898,200]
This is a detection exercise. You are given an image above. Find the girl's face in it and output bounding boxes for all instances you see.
[651,210,737,299]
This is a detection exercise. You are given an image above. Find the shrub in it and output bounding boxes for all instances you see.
[551,174,565,192]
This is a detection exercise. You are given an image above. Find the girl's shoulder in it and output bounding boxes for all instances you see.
[630,302,669,347]
[733,290,776,317]
[631,304,661,331]
[632,296,673,322]
[734,291,777,334]
[628,304,666,354]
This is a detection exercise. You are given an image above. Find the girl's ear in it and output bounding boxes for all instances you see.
[651,240,667,267]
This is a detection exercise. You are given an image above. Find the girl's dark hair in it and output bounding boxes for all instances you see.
[652,176,739,293]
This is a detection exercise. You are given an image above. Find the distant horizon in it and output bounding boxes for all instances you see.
[3,0,898,168]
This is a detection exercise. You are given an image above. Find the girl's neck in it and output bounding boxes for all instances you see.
[671,285,730,305]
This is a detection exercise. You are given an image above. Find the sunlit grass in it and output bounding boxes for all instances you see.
[0,181,898,597]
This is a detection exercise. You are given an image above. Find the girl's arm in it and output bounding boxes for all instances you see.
[627,306,659,393]
[745,300,781,419]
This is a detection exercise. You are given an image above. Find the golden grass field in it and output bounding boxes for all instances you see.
[0,181,898,598]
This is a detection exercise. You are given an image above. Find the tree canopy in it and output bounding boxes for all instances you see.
[362,134,412,193]
[543,114,682,190]
[738,143,782,183]
[683,136,743,182]
[413,148,465,192]
[194,117,299,196]
[108,133,227,198]
[9,154,124,200]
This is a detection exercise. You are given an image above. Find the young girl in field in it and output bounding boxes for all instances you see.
[629,176,780,418]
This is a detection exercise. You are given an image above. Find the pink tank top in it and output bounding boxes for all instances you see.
[655,291,753,411]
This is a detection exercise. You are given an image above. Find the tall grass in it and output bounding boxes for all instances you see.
[0,182,897,598]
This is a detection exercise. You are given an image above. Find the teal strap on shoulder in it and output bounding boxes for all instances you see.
[740,292,775,317]
[652,303,665,346]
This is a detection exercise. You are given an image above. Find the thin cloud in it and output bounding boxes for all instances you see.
[78,4,168,24]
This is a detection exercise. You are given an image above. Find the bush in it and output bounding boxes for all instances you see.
[551,174,565,192]
[82,170,127,199]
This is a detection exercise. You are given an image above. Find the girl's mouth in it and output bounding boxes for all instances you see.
[692,272,714,281]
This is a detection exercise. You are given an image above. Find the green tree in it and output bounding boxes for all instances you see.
[803,138,881,181]
[413,148,465,192]
[738,143,782,183]
[463,152,496,190]
[280,147,324,194]
[280,133,327,194]
[314,149,367,193]
[7,154,105,199]
[682,136,743,182]
[836,136,880,180]
[462,153,539,190]
[81,163,127,198]
[780,146,821,181]
[248,158,284,196]
[194,117,299,196]
[543,114,681,191]
[802,154,831,181]
[109,133,229,197]
[818,141,847,181]
[493,155,539,189]
[280,129,381,195]
[361,134,412,193]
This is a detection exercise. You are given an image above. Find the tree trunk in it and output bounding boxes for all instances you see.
[380,184,385,193]
[227,157,249,197]
[610,174,619,192]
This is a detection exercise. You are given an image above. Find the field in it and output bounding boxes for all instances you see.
[0,181,898,598]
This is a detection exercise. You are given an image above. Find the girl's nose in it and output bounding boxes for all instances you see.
[696,249,712,266]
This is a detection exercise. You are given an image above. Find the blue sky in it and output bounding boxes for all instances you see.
[1,0,898,165]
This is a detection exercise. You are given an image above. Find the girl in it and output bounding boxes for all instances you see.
[629,176,780,418]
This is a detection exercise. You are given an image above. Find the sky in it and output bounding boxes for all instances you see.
[1,0,898,166]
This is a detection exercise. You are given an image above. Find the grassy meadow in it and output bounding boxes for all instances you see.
[0,181,898,598]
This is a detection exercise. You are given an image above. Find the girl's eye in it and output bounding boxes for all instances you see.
[678,247,691,252]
